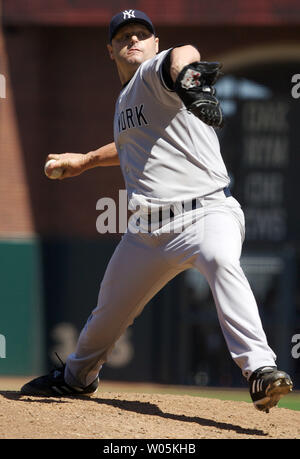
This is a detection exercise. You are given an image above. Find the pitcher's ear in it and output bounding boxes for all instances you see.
[107,44,115,61]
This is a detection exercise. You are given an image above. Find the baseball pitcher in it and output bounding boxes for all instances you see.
[21,10,293,413]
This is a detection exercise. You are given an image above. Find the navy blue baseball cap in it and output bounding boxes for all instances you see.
[109,9,155,43]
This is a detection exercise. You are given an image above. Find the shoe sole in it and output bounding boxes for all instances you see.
[254,377,293,413]
[20,385,99,398]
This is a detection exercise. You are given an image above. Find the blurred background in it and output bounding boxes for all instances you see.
[0,0,299,389]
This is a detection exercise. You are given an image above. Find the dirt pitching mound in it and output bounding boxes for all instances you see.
[0,390,299,439]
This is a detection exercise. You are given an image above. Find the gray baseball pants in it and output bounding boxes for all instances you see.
[64,192,276,387]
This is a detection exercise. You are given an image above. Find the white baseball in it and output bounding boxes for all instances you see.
[44,159,64,179]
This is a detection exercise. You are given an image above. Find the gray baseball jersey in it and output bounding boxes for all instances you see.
[113,49,230,212]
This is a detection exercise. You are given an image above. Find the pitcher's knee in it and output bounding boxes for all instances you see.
[206,251,239,272]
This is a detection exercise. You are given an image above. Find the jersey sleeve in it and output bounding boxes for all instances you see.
[140,46,199,106]
[139,50,179,107]
[160,44,199,90]
[160,48,175,91]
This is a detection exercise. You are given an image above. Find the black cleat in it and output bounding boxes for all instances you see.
[20,364,99,397]
[249,366,293,413]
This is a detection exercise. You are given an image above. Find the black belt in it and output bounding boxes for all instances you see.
[147,187,231,226]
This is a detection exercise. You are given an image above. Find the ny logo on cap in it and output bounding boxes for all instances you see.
[123,10,135,19]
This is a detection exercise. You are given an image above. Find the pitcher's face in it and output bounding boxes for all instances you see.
[108,24,159,72]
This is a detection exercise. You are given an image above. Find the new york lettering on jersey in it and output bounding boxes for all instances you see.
[117,104,148,132]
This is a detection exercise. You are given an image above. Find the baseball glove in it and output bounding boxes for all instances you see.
[174,61,224,128]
